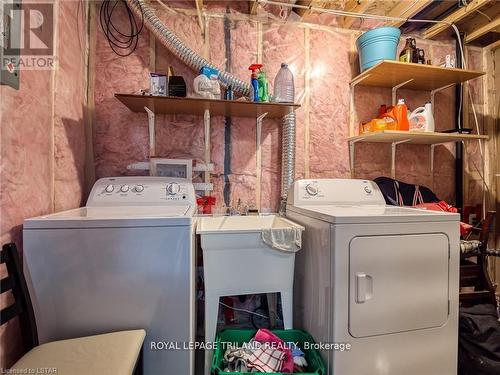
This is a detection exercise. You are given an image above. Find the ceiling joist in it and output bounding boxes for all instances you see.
[465,17,500,43]
[385,0,433,27]
[341,1,374,29]
[294,1,317,19]
[422,0,493,39]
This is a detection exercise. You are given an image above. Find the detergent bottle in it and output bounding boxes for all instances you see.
[257,69,269,102]
[409,102,435,132]
[193,66,220,99]
[380,99,409,130]
[248,64,262,102]
[393,99,409,130]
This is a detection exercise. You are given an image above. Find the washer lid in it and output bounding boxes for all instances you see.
[286,204,459,224]
[23,206,194,229]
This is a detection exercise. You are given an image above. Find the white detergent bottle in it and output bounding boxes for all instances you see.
[409,102,435,132]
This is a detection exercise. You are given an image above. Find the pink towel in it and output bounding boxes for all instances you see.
[253,329,294,373]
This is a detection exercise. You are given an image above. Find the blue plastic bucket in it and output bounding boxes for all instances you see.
[356,26,401,72]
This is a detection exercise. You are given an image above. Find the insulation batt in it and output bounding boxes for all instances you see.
[93,5,478,210]
[0,0,87,368]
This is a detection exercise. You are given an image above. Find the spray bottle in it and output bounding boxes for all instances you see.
[248,64,262,102]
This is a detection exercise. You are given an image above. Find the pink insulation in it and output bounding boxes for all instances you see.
[0,1,87,368]
[53,0,87,212]
[92,5,470,213]
[0,68,53,368]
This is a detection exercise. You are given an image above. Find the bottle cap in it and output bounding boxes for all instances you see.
[281,63,288,68]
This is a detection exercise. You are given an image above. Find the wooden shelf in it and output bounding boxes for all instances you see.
[115,94,300,118]
[348,130,489,145]
[350,60,485,91]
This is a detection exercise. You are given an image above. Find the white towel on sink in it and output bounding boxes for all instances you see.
[261,227,302,253]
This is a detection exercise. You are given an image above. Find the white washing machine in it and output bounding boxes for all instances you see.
[286,179,460,375]
[23,177,196,375]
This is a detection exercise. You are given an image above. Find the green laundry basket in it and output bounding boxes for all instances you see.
[211,329,326,375]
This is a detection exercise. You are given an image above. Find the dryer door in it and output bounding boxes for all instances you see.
[349,233,449,338]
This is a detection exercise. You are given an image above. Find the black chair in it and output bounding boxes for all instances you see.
[1,243,145,375]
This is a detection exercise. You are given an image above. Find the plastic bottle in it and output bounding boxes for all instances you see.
[193,66,220,99]
[257,69,269,102]
[394,99,409,130]
[409,102,435,132]
[273,63,295,103]
[248,64,262,102]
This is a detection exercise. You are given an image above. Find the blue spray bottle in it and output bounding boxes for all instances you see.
[248,64,262,102]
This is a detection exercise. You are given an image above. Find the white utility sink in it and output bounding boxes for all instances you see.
[197,214,304,373]
[197,214,301,233]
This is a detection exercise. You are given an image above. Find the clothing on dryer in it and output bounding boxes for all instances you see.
[374,176,439,206]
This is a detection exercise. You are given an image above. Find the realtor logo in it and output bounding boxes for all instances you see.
[2,1,56,70]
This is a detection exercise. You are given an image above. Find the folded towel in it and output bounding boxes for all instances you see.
[248,347,286,373]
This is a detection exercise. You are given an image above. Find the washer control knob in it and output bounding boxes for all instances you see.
[120,184,130,193]
[166,182,180,195]
[135,185,144,193]
[305,183,318,196]
[364,186,372,194]
[104,184,114,193]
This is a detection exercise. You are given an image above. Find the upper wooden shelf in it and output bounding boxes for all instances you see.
[348,130,489,145]
[115,94,300,118]
[350,61,485,91]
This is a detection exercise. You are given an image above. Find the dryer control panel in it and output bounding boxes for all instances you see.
[287,179,385,206]
[87,177,196,207]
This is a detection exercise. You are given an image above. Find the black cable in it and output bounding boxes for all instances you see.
[99,0,144,57]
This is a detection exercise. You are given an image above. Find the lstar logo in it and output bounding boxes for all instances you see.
[2,1,56,70]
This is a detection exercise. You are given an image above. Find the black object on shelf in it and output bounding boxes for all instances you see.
[168,76,187,97]
[442,128,473,134]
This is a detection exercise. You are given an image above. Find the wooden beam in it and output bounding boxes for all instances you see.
[341,1,374,29]
[465,17,500,43]
[249,0,259,15]
[195,0,204,34]
[423,0,493,39]
[485,38,500,50]
[386,0,434,27]
[294,1,315,19]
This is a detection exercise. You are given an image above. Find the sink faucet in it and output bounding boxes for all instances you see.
[229,199,249,216]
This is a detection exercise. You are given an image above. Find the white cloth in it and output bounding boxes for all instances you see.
[261,227,302,253]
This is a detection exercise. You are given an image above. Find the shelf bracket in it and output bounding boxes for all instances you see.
[145,106,155,157]
[391,139,411,179]
[429,143,448,173]
[349,74,371,137]
[256,112,268,212]
[203,109,211,196]
[392,79,414,106]
[430,84,455,117]
[349,138,364,178]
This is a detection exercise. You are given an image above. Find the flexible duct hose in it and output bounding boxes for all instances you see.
[280,112,296,213]
[126,0,249,96]
[126,0,296,211]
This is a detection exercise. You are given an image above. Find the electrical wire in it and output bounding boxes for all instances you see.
[99,0,144,57]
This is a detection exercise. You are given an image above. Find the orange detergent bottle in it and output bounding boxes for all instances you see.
[381,99,409,131]
[393,99,409,130]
